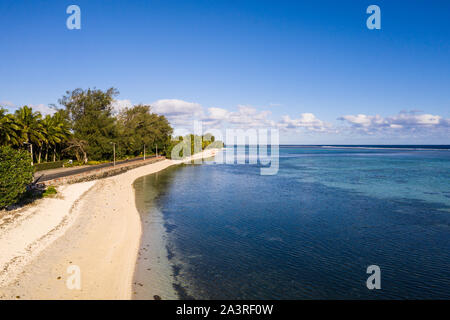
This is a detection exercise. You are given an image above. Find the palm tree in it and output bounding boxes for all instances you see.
[51,110,72,161]
[14,106,45,164]
[0,108,21,146]
[42,111,72,162]
[42,115,58,162]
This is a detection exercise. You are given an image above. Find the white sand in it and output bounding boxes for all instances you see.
[0,148,219,300]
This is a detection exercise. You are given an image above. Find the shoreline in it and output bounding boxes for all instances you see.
[0,148,220,300]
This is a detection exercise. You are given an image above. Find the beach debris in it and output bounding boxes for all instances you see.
[153,295,161,300]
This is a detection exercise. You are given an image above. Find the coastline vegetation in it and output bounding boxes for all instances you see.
[0,146,34,208]
[1,87,221,208]
[166,133,223,159]
[42,186,57,197]
[0,87,176,166]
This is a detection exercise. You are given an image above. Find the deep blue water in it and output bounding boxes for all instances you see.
[135,147,450,299]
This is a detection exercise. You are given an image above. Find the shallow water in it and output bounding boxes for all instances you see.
[134,147,450,299]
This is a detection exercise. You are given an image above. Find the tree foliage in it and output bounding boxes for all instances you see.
[0,108,20,146]
[167,134,222,159]
[0,146,34,208]
[0,106,71,164]
[0,87,222,207]
[117,104,173,157]
[59,88,118,161]
[41,110,72,162]
[1,87,219,166]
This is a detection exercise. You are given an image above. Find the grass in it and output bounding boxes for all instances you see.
[42,186,57,197]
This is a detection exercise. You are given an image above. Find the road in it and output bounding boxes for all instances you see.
[34,156,160,183]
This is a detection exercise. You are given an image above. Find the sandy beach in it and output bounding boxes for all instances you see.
[0,148,219,300]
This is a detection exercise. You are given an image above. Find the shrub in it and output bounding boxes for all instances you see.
[42,186,57,197]
[0,146,34,209]
[34,160,65,172]
[87,160,108,165]
[63,160,83,168]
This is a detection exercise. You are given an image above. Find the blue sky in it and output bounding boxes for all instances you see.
[0,0,449,144]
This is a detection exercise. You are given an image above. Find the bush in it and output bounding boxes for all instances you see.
[0,146,34,209]
[34,160,65,172]
[87,160,108,165]
[42,186,57,197]
[63,160,83,168]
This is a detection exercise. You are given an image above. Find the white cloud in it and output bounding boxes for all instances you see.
[0,100,15,108]
[149,100,334,135]
[201,107,231,127]
[152,99,204,116]
[105,97,449,141]
[30,104,57,116]
[226,105,274,128]
[151,99,205,125]
[206,107,230,120]
[390,112,443,126]
[338,111,450,135]
[150,101,275,129]
[111,99,133,114]
[338,114,385,127]
[278,113,330,132]
[1,102,57,116]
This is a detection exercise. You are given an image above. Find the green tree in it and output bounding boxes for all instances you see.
[14,106,45,164]
[166,134,221,159]
[0,107,21,146]
[50,109,72,161]
[59,88,119,162]
[41,111,72,162]
[117,104,173,157]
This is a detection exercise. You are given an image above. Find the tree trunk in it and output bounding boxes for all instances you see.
[30,143,34,166]
[53,147,56,162]
[45,146,48,162]
[38,148,42,164]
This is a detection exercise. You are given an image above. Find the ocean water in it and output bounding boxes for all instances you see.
[133,146,450,299]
